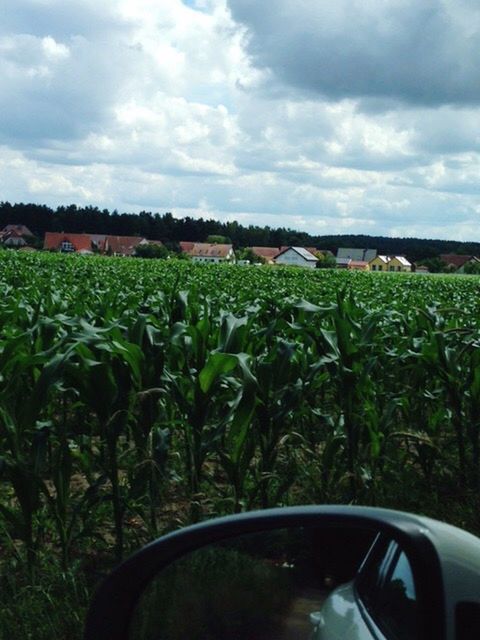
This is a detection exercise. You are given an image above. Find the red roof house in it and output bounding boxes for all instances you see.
[104,236,145,256]
[179,241,195,253]
[348,260,369,270]
[249,247,281,263]
[439,254,480,272]
[44,232,101,253]
[43,232,159,256]
[179,242,235,262]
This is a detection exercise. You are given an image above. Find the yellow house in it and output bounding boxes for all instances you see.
[368,255,412,272]
[368,255,389,271]
[387,256,412,272]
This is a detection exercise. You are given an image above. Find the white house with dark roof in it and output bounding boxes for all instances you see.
[274,246,318,269]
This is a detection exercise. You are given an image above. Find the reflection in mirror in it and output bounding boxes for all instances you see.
[129,526,418,640]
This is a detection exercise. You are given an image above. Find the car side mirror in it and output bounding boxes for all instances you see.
[83,506,480,640]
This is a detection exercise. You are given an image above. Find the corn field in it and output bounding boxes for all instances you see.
[1,250,480,637]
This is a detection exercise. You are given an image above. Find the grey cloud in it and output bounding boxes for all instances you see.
[0,30,144,145]
[228,0,480,106]
[407,109,480,155]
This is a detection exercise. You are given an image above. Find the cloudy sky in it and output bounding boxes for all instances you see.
[2,0,480,239]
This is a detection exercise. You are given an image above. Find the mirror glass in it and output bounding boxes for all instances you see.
[129,526,418,640]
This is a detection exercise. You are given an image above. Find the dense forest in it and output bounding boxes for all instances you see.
[1,200,479,262]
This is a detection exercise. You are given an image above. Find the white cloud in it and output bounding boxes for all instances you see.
[2,0,480,241]
[41,35,69,59]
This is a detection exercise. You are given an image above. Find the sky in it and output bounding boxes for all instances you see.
[2,0,480,240]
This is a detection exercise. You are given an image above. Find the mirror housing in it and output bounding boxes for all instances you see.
[84,505,480,640]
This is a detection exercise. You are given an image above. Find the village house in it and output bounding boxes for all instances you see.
[274,246,318,268]
[336,248,377,267]
[439,254,480,273]
[179,242,235,263]
[369,255,412,272]
[2,224,33,236]
[369,255,390,271]
[336,257,352,269]
[415,265,430,274]
[387,256,412,272]
[44,232,162,256]
[179,241,194,254]
[248,247,281,264]
[348,260,369,271]
[0,224,34,247]
[104,236,151,257]
[44,232,103,254]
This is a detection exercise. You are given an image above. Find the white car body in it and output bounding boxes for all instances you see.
[312,582,381,639]
[311,513,480,640]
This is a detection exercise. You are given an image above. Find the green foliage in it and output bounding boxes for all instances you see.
[135,243,169,259]
[237,248,264,264]
[417,257,447,273]
[131,545,291,640]
[206,234,231,244]
[316,253,337,268]
[2,252,480,637]
[23,234,43,249]
[163,240,181,253]
[463,260,480,274]
[0,555,90,640]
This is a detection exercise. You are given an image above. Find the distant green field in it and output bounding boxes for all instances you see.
[1,251,480,638]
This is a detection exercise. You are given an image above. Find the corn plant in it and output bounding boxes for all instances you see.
[3,250,480,596]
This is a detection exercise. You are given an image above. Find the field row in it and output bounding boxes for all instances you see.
[1,251,480,577]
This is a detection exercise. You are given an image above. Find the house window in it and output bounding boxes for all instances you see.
[61,241,74,252]
[378,265,383,271]
[389,266,395,271]
[372,265,377,271]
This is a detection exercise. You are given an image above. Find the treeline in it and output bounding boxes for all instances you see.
[2,201,479,261]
